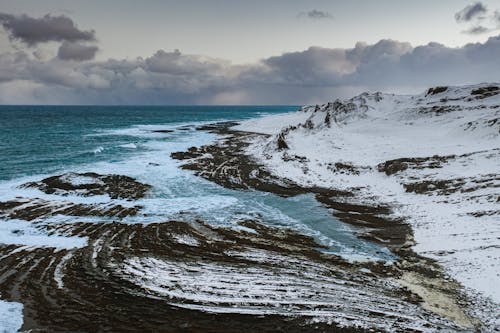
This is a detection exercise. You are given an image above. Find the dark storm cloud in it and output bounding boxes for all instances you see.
[57,41,98,61]
[0,13,95,46]
[306,10,333,20]
[494,11,500,25]
[455,2,487,22]
[256,40,412,86]
[145,49,228,75]
[298,10,333,20]
[1,35,500,104]
[349,37,500,86]
[463,25,490,34]
[454,3,500,35]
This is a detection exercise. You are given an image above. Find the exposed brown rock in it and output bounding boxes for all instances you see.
[22,172,151,200]
[426,86,448,96]
[0,197,141,221]
[377,155,454,176]
[471,86,499,99]
[0,219,465,332]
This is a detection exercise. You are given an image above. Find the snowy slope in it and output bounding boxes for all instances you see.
[235,83,499,324]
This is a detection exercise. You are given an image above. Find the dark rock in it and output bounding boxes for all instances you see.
[282,154,308,162]
[176,125,194,131]
[471,85,499,99]
[277,132,289,150]
[404,174,499,195]
[426,86,448,96]
[195,121,239,133]
[468,210,500,217]
[378,155,455,176]
[0,197,142,221]
[416,105,461,115]
[327,162,363,175]
[303,119,314,130]
[151,129,174,133]
[324,111,331,127]
[21,172,151,200]
[403,179,462,195]
[170,146,203,160]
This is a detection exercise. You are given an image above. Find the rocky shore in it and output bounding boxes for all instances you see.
[0,169,477,331]
[171,122,481,331]
[194,83,499,330]
[1,81,498,332]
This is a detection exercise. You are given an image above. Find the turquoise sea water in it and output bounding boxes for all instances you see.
[0,105,393,261]
[0,105,296,181]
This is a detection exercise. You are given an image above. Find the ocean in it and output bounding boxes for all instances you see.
[0,105,392,261]
[0,105,295,181]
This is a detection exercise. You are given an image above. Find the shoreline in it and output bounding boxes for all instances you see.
[0,169,465,332]
[173,122,413,250]
[171,121,487,330]
[0,114,493,331]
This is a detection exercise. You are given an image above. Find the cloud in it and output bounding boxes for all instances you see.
[57,41,98,61]
[455,2,487,22]
[463,25,490,34]
[254,40,412,86]
[494,10,500,25]
[1,35,500,104]
[0,13,95,46]
[145,49,229,75]
[298,10,333,20]
[454,2,500,34]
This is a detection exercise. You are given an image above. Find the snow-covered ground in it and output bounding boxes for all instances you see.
[0,299,23,333]
[234,83,499,324]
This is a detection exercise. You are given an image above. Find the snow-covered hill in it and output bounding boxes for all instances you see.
[234,83,499,326]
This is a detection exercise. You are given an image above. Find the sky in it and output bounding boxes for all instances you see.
[0,0,500,104]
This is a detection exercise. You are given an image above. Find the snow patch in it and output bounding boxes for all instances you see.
[0,299,23,333]
[171,234,199,246]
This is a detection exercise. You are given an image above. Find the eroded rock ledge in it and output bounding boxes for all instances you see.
[0,218,469,332]
[0,172,151,221]
[22,172,151,200]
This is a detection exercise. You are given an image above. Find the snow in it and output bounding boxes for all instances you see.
[234,83,500,322]
[119,254,461,331]
[54,252,74,289]
[171,233,200,246]
[0,299,23,333]
[232,111,311,134]
[0,219,87,249]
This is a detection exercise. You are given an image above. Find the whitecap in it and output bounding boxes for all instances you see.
[119,143,137,149]
[93,146,104,154]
